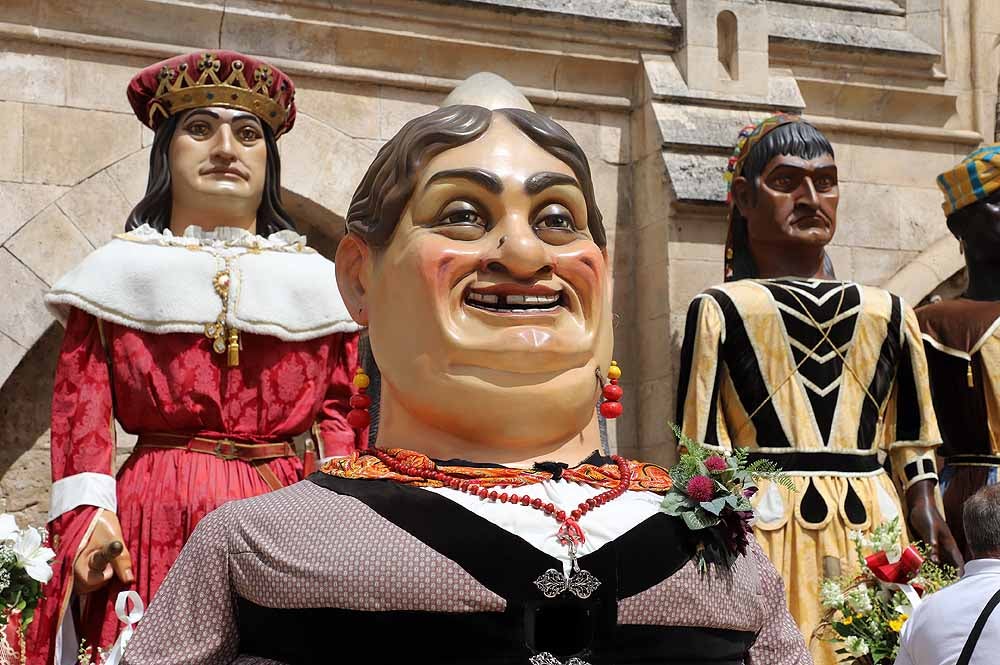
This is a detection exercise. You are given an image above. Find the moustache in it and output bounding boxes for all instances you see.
[788,208,831,226]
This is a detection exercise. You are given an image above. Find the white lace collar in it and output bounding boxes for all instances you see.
[118,224,313,254]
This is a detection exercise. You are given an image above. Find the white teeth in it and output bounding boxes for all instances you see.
[524,295,559,305]
[465,291,562,309]
[466,292,499,304]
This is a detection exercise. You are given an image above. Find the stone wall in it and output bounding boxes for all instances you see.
[0,0,642,526]
[2,0,999,523]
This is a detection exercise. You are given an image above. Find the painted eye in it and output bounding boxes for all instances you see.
[238,126,262,142]
[533,204,578,245]
[434,201,487,241]
[446,209,482,225]
[815,176,837,192]
[186,121,211,137]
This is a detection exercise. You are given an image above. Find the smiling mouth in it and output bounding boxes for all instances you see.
[464,290,566,314]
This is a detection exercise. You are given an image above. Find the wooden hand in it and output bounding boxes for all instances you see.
[73,511,134,594]
[906,479,964,571]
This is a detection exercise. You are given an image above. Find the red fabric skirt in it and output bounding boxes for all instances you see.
[29,448,301,664]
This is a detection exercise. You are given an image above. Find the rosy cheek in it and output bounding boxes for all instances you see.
[413,238,481,295]
[552,243,607,293]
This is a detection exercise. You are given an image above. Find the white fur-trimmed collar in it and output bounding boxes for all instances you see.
[46,224,361,341]
[123,223,313,253]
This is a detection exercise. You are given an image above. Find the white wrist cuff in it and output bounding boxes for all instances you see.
[48,472,117,521]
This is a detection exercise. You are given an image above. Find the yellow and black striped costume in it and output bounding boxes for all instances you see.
[677,277,941,665]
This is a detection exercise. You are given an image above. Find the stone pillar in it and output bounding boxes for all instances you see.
[672,0,769,97]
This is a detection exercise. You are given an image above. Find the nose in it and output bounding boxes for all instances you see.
[798,176,819,208]
[481,220,555,280]
[210,124,238,163]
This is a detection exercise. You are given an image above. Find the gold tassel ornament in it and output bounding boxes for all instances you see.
[227,328,240,367]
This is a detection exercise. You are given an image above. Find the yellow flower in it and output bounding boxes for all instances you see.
[889,614,909,632]
[842,615,854,626]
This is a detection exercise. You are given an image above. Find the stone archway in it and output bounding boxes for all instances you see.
[881,235,964,306]
[0,112,374,525]
[0,111,373,386]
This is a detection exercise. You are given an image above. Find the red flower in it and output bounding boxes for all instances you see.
[686,475,714,502]
[705,455,728,472]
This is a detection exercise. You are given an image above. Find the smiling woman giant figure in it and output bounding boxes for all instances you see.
[123,78,810,665]
[29,51,361,664]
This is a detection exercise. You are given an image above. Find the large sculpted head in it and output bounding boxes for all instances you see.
[337,104,612,450]
[727,117,838,280]
[124,50,297,236]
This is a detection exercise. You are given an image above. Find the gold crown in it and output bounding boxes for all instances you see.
[150,53,291,135]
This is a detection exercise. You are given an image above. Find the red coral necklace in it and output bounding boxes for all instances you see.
[370,447,632,599]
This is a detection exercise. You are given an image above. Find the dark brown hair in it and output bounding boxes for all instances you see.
[346,105,605,248]
[125,113,296,236]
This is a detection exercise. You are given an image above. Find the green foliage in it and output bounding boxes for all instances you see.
[818,530,960,664]
[662,421,797,571]
[0,561,44,632]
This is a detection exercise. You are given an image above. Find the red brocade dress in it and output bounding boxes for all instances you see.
[27,225,361,665]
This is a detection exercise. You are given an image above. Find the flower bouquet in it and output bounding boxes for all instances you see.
[661,424,794,571]
[0,513,56,664]
[817,517,958,664]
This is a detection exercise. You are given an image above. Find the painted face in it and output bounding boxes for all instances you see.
[959,191,1000,263]
[168,107,267,214]
[739,154,839,249]
[365,115,612,446]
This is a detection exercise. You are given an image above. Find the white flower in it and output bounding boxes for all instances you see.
[12,525,55,584]
[885,542,903,564]
[844,636,870,657]
[0,545,16,568]
[820,579,845,609]
[846,584,873,613]
[0,567,10,594]
[0,515,18,543]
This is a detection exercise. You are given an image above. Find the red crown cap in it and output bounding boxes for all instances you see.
[127,50,296,138]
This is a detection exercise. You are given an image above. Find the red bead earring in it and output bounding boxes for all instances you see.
[347,368,372,431]
[599,361,624,419]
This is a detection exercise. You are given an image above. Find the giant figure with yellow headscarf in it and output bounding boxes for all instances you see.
[917,146,1000,561]
[675,115,961,664]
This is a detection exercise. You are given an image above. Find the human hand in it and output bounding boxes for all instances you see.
[73,511,134,594]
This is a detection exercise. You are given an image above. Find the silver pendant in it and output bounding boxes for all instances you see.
[533,537,601,599]
[533,568,601,599]
[529,653,591,665]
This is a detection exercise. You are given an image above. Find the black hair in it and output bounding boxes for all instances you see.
[346,105,605,248]
[728,121,836,281]
[124,113,296,236]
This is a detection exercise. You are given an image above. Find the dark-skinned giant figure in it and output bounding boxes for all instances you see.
[917,146,1000,560]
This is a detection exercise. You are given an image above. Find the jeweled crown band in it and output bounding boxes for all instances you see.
[128,50,296,138]
[150,84,289,136]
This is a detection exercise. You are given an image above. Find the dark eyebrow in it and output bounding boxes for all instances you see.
[183,109,220,121]
[425,168,503,194]
[230,112,263,126]
[183,109,262,127]
[525,172,580,195]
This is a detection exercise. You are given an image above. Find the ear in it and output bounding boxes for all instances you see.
[335,233,371,326]
[732,176,755,217]
[600,247,613,291]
